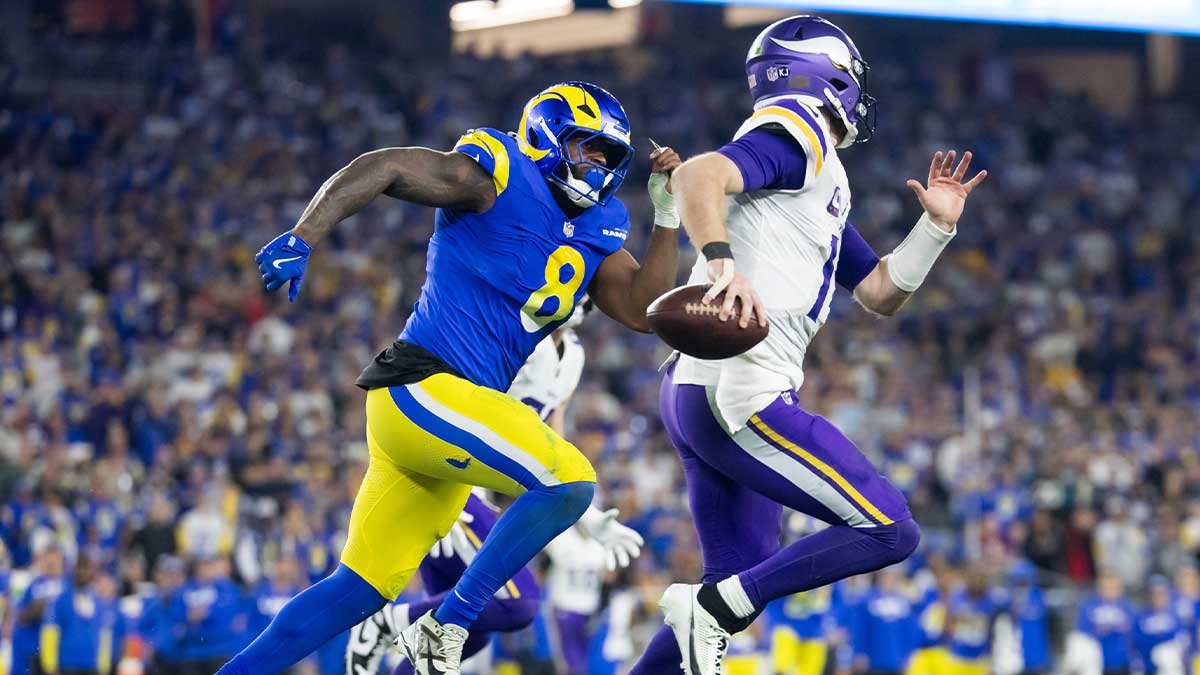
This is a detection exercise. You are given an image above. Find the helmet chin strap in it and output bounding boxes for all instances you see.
[822,87,858,148]
[554,174,600,208]
[554,167,613,208]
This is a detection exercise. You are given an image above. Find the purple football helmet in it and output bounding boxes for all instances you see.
[745,15,875,147]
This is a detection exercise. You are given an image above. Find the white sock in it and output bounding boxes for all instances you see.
[386,602,411,635]
[716,575,754,618]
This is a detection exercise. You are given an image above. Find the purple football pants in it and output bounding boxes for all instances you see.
[553,609,590,675]
[630,366,919,675]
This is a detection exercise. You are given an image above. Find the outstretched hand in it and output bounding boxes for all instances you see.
[578,507,644,571]
[906,150,988,232]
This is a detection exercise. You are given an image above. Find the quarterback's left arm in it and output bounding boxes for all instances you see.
[589,146,682,333]
[853,150,988,316]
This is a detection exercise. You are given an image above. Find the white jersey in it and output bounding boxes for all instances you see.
[674,95,851,432]
[506,328,584,420]
[544,526,607,615]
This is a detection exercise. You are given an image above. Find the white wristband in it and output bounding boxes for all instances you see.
[578,504,606,534]
[886,212,955,293]
[654,209,680,229]
[647,173,679,229]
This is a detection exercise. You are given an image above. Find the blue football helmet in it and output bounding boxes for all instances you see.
[745,16,875,147]
[517,81,634,206]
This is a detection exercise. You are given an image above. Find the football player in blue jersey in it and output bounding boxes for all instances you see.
[217,82,681,675]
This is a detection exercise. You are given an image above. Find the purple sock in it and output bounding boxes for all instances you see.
[411,591,539,633]
[627,625,684,675]
[739,520,920,608]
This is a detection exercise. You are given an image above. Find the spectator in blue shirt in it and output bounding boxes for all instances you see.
[73,478,123,565]
[1134,576,1183,675]
[174,555,250,673]
[945,566,998,675]
[908,569,953,675]
[38,555,124,675]
[1076,572,1135,675]
[13,543,67,675]
[1173,567,1200,675]
[251,554,302,635]
[138,555,187,675]
[852,565,918,675]
[1007,560,1050,674]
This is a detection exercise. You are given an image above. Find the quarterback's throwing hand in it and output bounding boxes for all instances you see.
[704,260,767,329]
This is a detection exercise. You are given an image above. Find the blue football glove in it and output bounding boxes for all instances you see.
[255,231,313,302]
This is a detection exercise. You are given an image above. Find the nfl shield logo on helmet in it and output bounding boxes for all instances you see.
[563,221,575,237]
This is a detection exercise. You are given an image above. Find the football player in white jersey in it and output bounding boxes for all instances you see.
[630,16,987,675]
[544,523,609,675]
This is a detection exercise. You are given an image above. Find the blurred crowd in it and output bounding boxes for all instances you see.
[2,4,1200,675]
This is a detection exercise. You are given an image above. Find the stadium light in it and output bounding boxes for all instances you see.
[450,0,575,31]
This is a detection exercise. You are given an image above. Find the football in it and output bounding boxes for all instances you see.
[646,284,769,360]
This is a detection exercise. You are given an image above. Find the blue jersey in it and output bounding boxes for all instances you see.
[75,499,123,553]
[1134,607,1181,674]
[946,591,997,661]
[174,577,251,660]
[43,587,123,672]
[400,128,630,392]
[767,585,836,640]
[137,592,183,663]
[1008,586,1050,671]
[13,574,65,675]
[852,588,918,671]
[914,587,948,650]
[1076,594,1135,670]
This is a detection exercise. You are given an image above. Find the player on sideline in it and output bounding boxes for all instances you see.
[630,16,988,675]
[345,306,636,675]
[220,81,682,675]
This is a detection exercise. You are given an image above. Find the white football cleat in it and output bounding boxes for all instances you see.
[659,583,731,675]
[396,610,469,675]
[346,603,406,675]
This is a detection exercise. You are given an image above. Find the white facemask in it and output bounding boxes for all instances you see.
[554,171,610,208]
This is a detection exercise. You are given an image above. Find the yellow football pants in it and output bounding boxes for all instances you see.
[341,374,595,599]
[772,627,828,675]
[905,647,949,675]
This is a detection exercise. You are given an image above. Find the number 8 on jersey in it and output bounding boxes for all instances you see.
[521,245,585,332]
